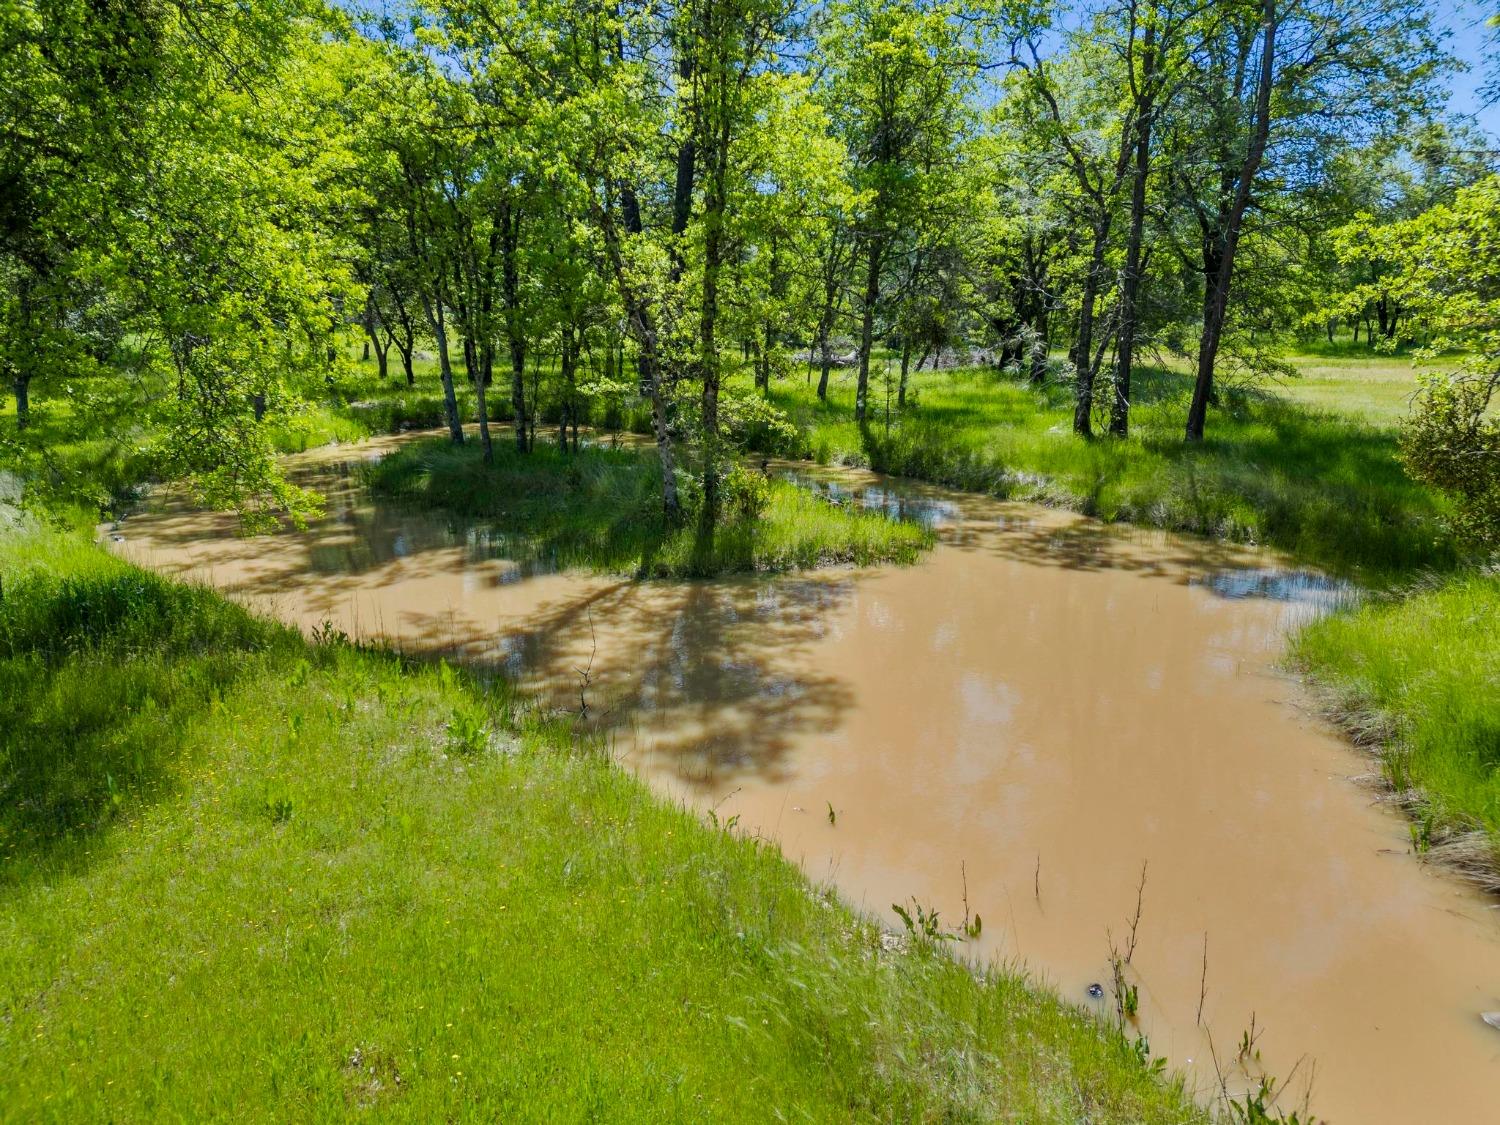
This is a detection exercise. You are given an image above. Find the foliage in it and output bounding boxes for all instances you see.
[1330,175,1500,551]
[0,1,356,526]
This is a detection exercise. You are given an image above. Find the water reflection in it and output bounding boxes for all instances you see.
[772,468,960,529]
[1191,566,1358,610]
[292,458,564,580]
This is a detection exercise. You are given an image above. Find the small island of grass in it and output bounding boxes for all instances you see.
[363,437,933,578]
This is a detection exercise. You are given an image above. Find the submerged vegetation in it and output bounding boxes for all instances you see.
[0,523,1204,1121]
[1294,572,1500,888]
[365,438,932,577]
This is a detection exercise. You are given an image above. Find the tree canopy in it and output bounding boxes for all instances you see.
[4,0,1490,538]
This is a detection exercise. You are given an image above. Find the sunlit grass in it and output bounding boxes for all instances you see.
[759,360,1454,579]
[365,437,933,577]
[1271,344,1427,426]
[0,523,1205,1122]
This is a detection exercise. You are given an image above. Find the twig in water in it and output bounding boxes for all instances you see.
[1197,931,1209,1027]
[1125,860,1148,963]
[572,606,598,719]
[1034,852,1041,904]
[958,861,982,939]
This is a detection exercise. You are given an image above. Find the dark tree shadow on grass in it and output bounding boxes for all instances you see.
[0,568,297,887]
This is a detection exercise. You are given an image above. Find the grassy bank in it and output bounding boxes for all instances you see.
[1294,571,1500,888]
[760,361,1452,579]
[0,522,1203,1122]
[365,437,933,578]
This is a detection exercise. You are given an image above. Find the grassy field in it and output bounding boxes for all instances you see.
[1293,572,1500,887]
[365,437,933,577]
[1270,347,1425,426]
[0,521,1205,1122]
[759,357,1452,579]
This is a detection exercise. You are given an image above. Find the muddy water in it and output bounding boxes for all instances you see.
[113,435,1500,1123]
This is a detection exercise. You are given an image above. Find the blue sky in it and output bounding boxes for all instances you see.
[1436,0,1499,136]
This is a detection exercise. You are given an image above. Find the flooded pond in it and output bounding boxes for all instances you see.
[114,434,1500,1124]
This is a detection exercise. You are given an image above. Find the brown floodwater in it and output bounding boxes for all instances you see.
[112,434,1500,1123]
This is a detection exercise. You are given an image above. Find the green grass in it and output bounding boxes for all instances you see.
[1270,348,1425,426]
[0,522,1204,1122]
[365,437,933,578]
[1294,571,1500,883]
[759,360,1455,579]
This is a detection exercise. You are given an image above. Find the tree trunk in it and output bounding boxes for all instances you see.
[595,185,679,519]
[757,320,774,393]
[816,324,833,401]
[508,337,527,452]
[558,329,577,451]
[500,201,528,453]
[462,335,478,384]
[898,339,911,408]
[362,292,380,365]
[1187,0,1276,443]
[1112,23,1156,439]
[475,341,495,464]
[390,289,418,385]
[700,146,727,525]
[1029,309,1050,386]
[421,294,465,444]
[855,238,883,424]
[12,375,29,432]
[1073,220,1110,438]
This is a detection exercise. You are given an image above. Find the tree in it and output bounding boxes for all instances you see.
[1,0,357,523]
[1329,177,1500,548]
[1005,23,1135,436]
[1178,0,1443,441]
[820,0,975,425]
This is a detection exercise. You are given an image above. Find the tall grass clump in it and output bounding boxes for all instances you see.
[1294,570,1500,886]
[364,437,932,578]
[0,525,1205,1122]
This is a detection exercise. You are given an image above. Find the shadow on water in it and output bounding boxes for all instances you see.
[470,575,860,792]
[136,451,863,792]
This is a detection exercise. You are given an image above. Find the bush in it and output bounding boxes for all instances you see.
[1401,370,1500,552]
[722,464,771,521]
